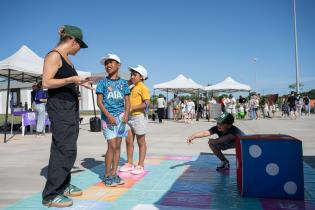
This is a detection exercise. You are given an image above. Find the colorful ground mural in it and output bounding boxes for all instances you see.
[4,153,315,210]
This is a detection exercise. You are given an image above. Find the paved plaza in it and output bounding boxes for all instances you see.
[0,114,315,209]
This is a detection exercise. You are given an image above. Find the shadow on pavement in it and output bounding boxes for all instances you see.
[303,155,315,169]
[80,157,127,180]
[81,157,103,170]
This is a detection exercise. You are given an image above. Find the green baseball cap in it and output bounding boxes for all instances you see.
[59,25,88,48]
[217,112,234,125]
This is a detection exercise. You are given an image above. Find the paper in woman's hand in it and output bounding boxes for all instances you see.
[86,76,104,82]
[80,81,95,90]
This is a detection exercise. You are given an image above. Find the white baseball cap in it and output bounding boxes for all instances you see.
[128,65,148,80]
[99,54,121,65]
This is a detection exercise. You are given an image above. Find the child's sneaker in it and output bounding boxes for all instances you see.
[103,176,118,187]
[42,194,73,207]
[64,184,83,197]
[216,160,230,171]
[120,163,134,172]
[113,174,125,185]
[131,165,145,175]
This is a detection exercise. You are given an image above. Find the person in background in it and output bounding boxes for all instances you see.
[185,98,195,123]
[256,94,261,119]
[303,95,310,116]
[210,96,217,104]
[181,100,187,120]
[157,94,166,123]
[262,98,270,118]
[288,91,297,120]
[196,103,203,121]
[42,25,90,207]
[228,94,236,117]
[173,95,181,121]
[281,96,290,118]
[249,93,259,120]
[31,84,37,111]
[238,95,247,118]
[219,96,226,113]
[34,81,47,136]
[296,95,303,118]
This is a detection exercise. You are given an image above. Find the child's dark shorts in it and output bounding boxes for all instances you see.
[212,140,235,150]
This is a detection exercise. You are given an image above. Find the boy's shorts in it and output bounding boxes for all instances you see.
[212,140,235,151]
[102,113,130,140]
[128,114,147,135]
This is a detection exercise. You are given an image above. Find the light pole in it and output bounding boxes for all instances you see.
[253,58,257,92]
[293,0,300,93]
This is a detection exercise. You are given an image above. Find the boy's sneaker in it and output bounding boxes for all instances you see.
[64,184,83,197]
[131,165,145,175]
[103,175,118,187]
[120,163,134,172]
[113,174,125,185]
[216,160,230,171]
[42,194,73,207]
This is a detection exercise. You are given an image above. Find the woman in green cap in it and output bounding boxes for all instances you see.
[41,25,90,208]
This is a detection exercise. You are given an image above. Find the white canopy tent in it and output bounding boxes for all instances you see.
[0,45,44,82]
[0,45,90,142]
[153,74,205,93]
[204,76,251,92]
[153,74,205,119]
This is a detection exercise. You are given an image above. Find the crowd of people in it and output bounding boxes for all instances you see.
[282,91,311,119]
[150,91,313,123]
[154,96,204,124]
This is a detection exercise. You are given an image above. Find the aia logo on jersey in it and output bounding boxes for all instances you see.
[107,91,123,100]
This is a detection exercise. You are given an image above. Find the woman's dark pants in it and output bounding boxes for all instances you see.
[42,97,79,201]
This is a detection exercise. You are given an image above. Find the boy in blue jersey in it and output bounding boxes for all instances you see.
[96,54,130,186]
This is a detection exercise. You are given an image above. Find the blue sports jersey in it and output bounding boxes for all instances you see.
[96,77,130,119]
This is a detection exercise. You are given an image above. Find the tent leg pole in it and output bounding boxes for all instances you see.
[166,89,169,119]
[4,69,11,143]
[153,89,155,110]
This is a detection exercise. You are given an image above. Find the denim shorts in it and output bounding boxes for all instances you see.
[102,113,129,140]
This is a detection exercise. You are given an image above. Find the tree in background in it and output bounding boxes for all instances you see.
[289,83,304,92]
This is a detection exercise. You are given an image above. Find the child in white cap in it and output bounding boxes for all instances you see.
[120,65,150,175]
[96,54,130,186]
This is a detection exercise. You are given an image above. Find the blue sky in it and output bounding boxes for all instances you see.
[1,0,314,95]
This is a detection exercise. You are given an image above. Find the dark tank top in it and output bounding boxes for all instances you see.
[47,51,79,102]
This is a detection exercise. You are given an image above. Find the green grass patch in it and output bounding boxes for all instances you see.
[0,114,22,124]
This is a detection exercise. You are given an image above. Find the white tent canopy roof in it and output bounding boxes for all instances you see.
[0,45,44,82]
[0,45,90,82]
[204,76,251,92]
[154,74,205,93]
[187,78,204,89]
